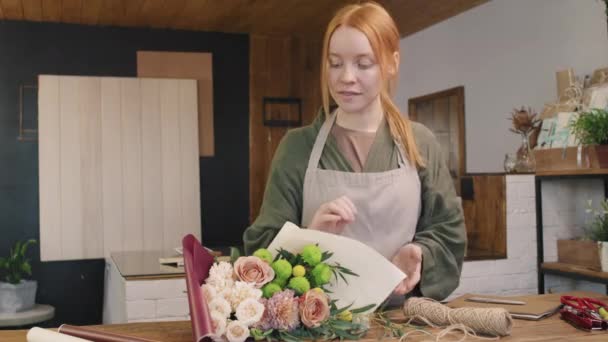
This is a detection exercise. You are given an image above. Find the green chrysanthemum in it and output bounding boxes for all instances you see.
[253,248,273,264]
[287,276,310,295]
[262,282,282,298]
[292,265,306,277]
[272,277,287,289]
[311,263,332,286]
[272,259,293,280]
[301,244,322,266]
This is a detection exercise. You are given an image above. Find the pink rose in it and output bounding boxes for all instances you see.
[299,290,330,328]
[233,256,275,288]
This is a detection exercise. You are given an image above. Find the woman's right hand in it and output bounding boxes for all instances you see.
[308,196,357,234]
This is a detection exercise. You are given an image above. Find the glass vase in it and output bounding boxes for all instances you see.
[515,132,536,173]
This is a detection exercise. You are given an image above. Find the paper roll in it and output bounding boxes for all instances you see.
[58,324,159,342]
[27,327,93,342]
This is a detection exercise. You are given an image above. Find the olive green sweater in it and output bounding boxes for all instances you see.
[243,111,466,300]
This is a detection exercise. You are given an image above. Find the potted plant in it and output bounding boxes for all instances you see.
[0,239,37,313]
[569,108,608,168]
[557,199,608,271]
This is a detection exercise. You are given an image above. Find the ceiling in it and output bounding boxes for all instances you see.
[0,0,488,38]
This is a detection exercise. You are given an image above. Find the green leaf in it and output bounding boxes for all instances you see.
[229,246,241,263]
[20,240,36,257]
[321,251,333,262]
[21,262,32,276]
[351,303,375,314]
[13,241,22,258]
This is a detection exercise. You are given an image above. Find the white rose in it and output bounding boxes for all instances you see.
[210,311,227,337]
[225,320,249,342]
[235,298,265,326]
[209,297,232,318]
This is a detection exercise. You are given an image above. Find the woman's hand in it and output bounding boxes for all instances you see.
[391,243,422,295]
[308,196,357,234]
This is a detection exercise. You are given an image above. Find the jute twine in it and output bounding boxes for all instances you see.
[400,297,513,342]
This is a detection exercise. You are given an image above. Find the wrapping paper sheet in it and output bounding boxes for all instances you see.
[182,234,215,342]
[27,327,92,342]
[267,222,406,312]
[58,325,159,342]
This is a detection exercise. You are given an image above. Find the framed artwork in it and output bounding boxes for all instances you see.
[263,97,302,127]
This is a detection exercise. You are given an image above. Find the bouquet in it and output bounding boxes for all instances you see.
[182,235,374,342]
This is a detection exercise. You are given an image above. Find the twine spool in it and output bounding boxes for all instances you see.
[402,297,512,338]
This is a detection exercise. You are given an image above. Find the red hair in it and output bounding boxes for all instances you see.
[321,2,424,168]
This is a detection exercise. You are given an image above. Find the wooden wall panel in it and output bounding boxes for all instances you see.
[120,79,144,252]
[12,0,488,38]
[462,174,507,260]
[160,80,183,252]
[101,77,125,259]
[79,77,104,259]
[39,75,200,261]
[137,51,214,157]
[21,0,42,21]
[178,80,201,243]
[38,75,61,261]
[249,35,322,222]
[59,76,83,260]
[141,79,164,252]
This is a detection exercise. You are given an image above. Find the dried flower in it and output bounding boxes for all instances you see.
[233,256,275,288]
[299,289,330,328]
[235,298,265,326]
[509,106,540,135]
[225,320,250,342]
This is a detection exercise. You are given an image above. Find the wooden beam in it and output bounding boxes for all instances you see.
[22,0,42,21]
[61,0,82,24]
[41,0,61,22]
[1,0,23,19]
[80,0,102,25]
[123,0,145,27]
[97,0,124,26]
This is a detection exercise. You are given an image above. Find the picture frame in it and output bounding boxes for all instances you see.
[263,97,302,127]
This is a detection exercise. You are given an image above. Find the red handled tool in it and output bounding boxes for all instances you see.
[560,295,608,331]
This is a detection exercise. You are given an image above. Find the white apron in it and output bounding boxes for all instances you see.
[301,113,421,260]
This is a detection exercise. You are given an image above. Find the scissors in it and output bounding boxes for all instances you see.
[560,295,608,331]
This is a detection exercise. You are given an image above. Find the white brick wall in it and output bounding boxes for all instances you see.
[447,175,605,300]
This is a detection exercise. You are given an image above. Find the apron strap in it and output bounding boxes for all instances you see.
[306,113,336,170]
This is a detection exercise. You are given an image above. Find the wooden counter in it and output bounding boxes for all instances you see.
[3,292,607,341]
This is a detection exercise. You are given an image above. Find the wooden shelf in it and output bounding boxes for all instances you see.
[541,262,608,283]
[535,169,608,177]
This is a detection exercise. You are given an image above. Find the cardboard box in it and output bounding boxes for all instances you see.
[534,145,605,173]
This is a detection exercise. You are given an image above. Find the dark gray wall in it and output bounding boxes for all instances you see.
[0,20,249,326]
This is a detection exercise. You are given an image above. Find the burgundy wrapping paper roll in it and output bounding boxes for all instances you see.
[182,234,215,342]
[57,325,158,342]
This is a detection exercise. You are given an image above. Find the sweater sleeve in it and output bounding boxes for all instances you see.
[242,130,310,255]
[412,123,467,300]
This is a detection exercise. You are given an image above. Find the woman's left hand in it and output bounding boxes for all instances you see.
[391,243,422,295]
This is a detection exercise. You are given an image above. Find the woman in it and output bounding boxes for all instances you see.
[243,2,465,301]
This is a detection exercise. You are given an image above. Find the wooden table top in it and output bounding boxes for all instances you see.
[2,292,607,341]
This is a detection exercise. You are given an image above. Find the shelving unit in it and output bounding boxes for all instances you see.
[535,170,608,294]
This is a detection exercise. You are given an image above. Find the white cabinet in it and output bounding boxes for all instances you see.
[102,251,190,323]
